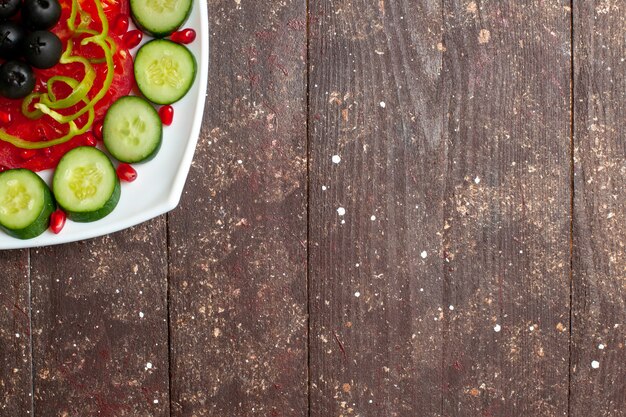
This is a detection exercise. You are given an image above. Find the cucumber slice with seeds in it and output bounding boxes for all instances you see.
[0,169,54,239]
[52,147,120,223]
[130,0,193,38]
[103,96,162,163]
[134,39,197,105]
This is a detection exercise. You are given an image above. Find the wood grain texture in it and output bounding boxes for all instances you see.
[572,1,626,415]
[0,250,32,416]
[29,221,170,416]
[167,0,308,415]
[308,0,445,415]
[441,1,571,416]
[3,2,626,416]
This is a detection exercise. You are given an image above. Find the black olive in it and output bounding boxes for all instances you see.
[0,21,25,59]
[23,30,62,69]
[0,61,35,99]
[21,0,61,30]
[0,0,21,19]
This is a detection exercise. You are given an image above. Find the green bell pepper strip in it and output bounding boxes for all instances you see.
[73,27,117,63]
[20,40,96,119]
[34,37,113,123]
[0,0,114,149]
[21,93,44,119]
[24,29,116,114]
[39,48,97,110]
[20,0,96,117]
[34,0,114,124]
[0,77,95,149]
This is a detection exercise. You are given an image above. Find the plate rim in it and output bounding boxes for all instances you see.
[0,0,209,250]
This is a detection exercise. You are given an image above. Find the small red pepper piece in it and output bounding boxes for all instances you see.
[122,30,143,49]
[85,133,97,147]
[111,15,130,35]
[0,165,7,172]
[171,28,196,44]
[49,210,66,234]
[93,120,103,140]
[117,163,137,182]
[0,109,11,124]
[159,105,174,126]
[34,77,47,92]
[20,149,36,160]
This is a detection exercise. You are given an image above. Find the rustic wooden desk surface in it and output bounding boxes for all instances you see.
[1,1,625,416]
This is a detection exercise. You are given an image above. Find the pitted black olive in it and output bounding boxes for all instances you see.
[0,61,36,99]
[23,30,62,69]
[21,0,62,30]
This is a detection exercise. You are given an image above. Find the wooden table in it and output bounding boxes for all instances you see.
[1,1,625,416]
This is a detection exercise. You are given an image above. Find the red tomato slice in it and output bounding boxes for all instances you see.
[0,1,133,172]
[53,0,128,42]
[103,0,129,21]
[95,44,134,119]
[0,119,93,172]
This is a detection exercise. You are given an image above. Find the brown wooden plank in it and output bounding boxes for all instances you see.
[441,1,572,416]
[29,220,169,416]
[0,250,32,416]
[167,0,308,415]
[308,0,445,415]
[571,1,626,415]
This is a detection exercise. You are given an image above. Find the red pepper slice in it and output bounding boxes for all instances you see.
[122,30,143,49]
[111,15,129,35]
[171,28,196,44]
[159,105,174,126]
[116,163,137,182]
[93,120,103,140]
[49,210,67,234]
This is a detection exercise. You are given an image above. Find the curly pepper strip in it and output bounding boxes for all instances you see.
[0,0,115,149]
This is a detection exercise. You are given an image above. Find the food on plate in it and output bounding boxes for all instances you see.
[0,0,63,99]
[158,104,173,125]
[21,0,62,30]
[103,95,162,163]
[0,168,54,239]
[0,0,198,239]
[170,28,195,44]
[0,0,21,19]
[0,0,133,170]
[48,208,66,233]
[52,146,120,222]
[23,30,63,69]
[0,61,36,98]
[134,39,196,104]
[0,21,26,59]
[130,0,193,37]
[121,28,142,48]
[116,162,137,182]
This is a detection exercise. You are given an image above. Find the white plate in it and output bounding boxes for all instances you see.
[0,0,209,250]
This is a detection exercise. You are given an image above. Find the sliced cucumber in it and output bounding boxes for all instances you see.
[103,96,162,163]
[0,169,54,239]
[134,39,197,105]
[130,0,193,38]
[52,147,120,223]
